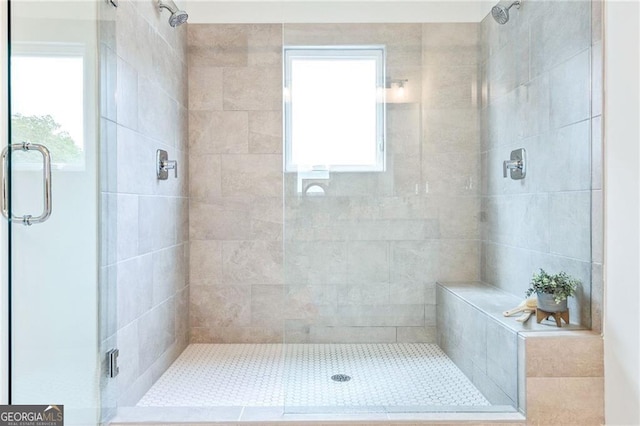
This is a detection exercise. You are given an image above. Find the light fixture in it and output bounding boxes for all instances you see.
[385,78,409,96]
[396,80,406,96]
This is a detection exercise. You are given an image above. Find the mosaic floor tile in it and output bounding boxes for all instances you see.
[137,344,490,408]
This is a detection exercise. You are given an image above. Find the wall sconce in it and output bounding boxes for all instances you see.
[386,78,409,97]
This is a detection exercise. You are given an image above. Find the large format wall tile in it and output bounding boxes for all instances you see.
[190,285,252,328]
[222,240,284,285]
[188,25,249,67]
[188,67,223,111]
[390,241,439,285]
[549,49,591,129]
[107,0,190,407]
[223,67,282,111]
[137,299,176,373]
[527,377,604,425]
[152,245,187,305]
[529,0,591,77]
[220,154,282,197]
[188,23,480,343]
[189,111,248,154]
[284,241,348,285]
[549,191,592,261]
[116,57,139,130]
[138,76,178,146]
[189,154,222,200]
[526,333,603,378]
[249,111,283,154]
[480,0,600,329]
[138,196,177,253]
[189,240,222,285]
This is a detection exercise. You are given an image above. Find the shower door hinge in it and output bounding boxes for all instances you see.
[107,348,120,378]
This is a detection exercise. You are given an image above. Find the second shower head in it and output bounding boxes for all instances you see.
[158,0,188,27]
[491,0,521,25]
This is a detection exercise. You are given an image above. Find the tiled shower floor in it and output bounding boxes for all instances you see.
[137,343,491,410]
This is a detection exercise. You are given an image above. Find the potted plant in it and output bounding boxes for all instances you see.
[525,269,580,312]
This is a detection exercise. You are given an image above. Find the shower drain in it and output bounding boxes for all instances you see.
[331,374,351,382]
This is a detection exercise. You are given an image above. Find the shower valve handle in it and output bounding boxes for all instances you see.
[156,149,178,180]
[162,159,178,178]
[503,159,522,178]
[503,148,527,180]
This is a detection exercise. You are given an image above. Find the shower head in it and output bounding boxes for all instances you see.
[491,0,521,25]
[158,0,188,27]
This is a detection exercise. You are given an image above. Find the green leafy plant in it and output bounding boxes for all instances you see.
[11,113,82,164]
[525,269,580,304]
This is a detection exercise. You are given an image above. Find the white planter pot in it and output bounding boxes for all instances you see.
[537,293,568,312]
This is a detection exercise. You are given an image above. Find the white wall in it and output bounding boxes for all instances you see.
[185,0,493,23]
[604,1,640,425]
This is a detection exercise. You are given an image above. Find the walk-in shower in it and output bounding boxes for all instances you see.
[1,0,603,423]
[112,0,601,420]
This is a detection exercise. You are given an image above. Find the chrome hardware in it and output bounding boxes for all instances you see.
[157,149,177,180]
[503,148,526,180]
[297,170,329,194]
[304,183,327,196]
[503,159,523,177]
[1,142,53,226]
[107,348,120,378]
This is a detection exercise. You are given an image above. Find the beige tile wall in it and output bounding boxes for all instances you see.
[188,23,480,343]
[188,24,284,343]
[100,0,190,407]
[282,23,479,343]
[524,331,604,424]
[479,0,603,329]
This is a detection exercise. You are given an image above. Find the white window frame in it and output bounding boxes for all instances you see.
[284,45,386,173]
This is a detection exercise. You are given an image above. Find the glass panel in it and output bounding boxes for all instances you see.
[97,0,118,421]
[0,0,8,404]
[282,1,594,416]
[283,21,443,415]
[7,1,101,424]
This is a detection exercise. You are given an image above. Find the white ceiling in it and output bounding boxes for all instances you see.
[184,0,494,24]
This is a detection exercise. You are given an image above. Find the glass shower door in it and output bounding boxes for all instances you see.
[282,20,432,415]
[2,1,101,424]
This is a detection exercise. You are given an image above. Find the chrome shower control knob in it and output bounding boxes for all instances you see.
[157,149,178,180]
[162,159,178,178]
[503,148,526,180]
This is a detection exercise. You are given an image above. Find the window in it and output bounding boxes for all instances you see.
[284,46,386,172]
[11,44,86,170]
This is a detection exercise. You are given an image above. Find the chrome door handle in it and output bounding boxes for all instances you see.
[1,142,53,226]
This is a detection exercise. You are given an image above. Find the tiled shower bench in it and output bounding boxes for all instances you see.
[436,282,603,424]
